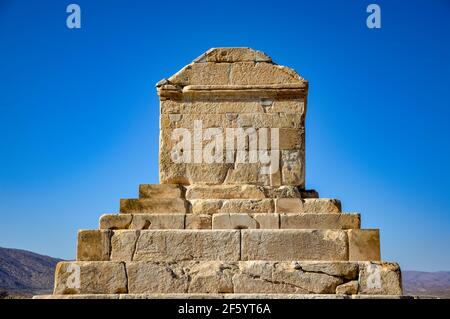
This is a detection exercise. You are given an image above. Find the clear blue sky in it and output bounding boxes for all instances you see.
[1,0,449,271]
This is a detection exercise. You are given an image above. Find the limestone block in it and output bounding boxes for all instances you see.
[191,199,274,215]
[236,113,303,128]
[296,261,358,280]
[119,198,187,214]
[230,62,302,85]
[262,186,302,198]
[77,230,111,261]
[270,99,305,114]
[191,199,224,215]
[186,164,233,184]
[336,281,359,295]
[281,150,305,186]
[186,185,266,200]
[234,261,343,294]
[241,229,348,261]
[161,100,265,114]
[280,213,360,229]
[110,230,140,261]
[275,198,303,213]
[348,229,381,261]
[224,163,272,185]
[130,214,185,229]
[277,129,304,150]
[185,214,212,229]
[54,261,127,295]
[99,214,132,230]
[358,262,402,295]
[276,198,342,213]
[139,184,184,199]
[169,62,231,86]
[213,213,258,229]
[220,199,274,214]
[188,261,237,293]
[195,48,272,63]
[303,198,342,213]
[126,261,190,294]
[212,213,279,229]
[132,230,240,262]
[253,214,280,229]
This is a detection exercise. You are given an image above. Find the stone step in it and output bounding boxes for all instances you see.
[99,213,360,230]
[185,184,318,200]
[77,229,380,262]
[119,198,188,214]
[139,184,184,199]
[51,260,402,296]
[190,198,341,215]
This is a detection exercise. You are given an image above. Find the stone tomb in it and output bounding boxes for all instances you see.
[38,48,403,299]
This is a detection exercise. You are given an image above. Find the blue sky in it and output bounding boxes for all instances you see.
[0,0,449,271]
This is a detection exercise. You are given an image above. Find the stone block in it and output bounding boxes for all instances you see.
[53,261,127,295]
[77,230,111,261]
[281,150,305,186]
[132,230,240,262]
[275,198,303,213]
[335,281,359,295]
[234,261,344,294]
[280,213,360,229]
[212,213,279,229]
[119,198,187,214]
[303,198,341,213]
[186,185,266,200]
[348,229,381,261]
[241,229,348,261]
[130,214,185,229]
[139,184,184,199]
[185,214,212,229]
[110,230,140,261]
[99,214,132,230]
[358,262,402,295]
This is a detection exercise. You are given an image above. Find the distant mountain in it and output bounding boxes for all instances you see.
[403,270,450,298]
[0,247,62,297]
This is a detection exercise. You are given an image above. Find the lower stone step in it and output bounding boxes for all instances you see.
[77,229,380,262]
[50,260,402,296]
[99,213,361,230]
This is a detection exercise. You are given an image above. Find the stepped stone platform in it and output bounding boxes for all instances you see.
[39,48,403,299]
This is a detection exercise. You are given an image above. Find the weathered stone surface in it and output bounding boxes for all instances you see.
[241,230,349,261]
[188,261,237,293]
[99,214,132,230]
[54,261,127,295]
[120,198,187,214]
[275,198,342,214]
[234,261,343,294]
[191,199,274,215]
[132,230,240,262]
[303,198,341,213]
[127,261,190,294]
[185,214,212,229]
[296,261,358,279]
[253,214,280,229]
[230,62,303,86]
[212,213,279,229]
[130,214,185,229]
[110,230,140,261]
[186,185,266,200]
[194,48,272,63]
[139,184,184,199]
[358,262,402,295]
[336,281,359,295]
[281,150,304,186]
[280,213,360,229]
[77,230,111,261]
[348,229,380,261]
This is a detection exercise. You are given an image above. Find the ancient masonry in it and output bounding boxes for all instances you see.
[39,48,403,299]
